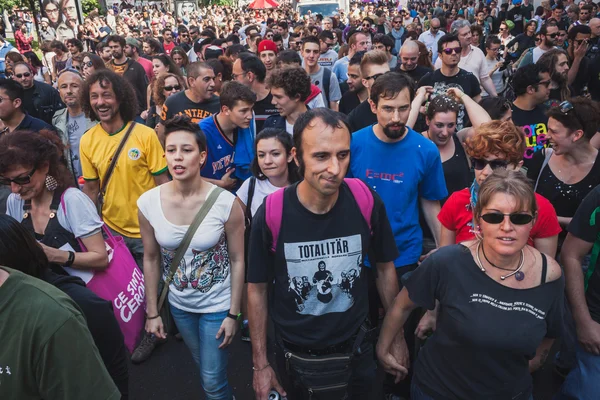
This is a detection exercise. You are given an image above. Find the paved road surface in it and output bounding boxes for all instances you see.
[128,333,565,400]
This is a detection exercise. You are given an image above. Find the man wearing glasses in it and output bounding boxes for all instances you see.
[388,16,405,55]
[510,64,551,160]
[419,34,481,131]
[519,23,559,66]
[318,30,338,68]
[418,18,443,63]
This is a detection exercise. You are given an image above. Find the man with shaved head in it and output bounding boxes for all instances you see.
[397,41,433,83]
[418,18,444,63]
[588,18,600,60]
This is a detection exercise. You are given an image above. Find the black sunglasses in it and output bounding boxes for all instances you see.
[0,167,36,186]
[480,212,534,225]
[471,158,509,170]
[442,46,461,55]
[164,85,182,91]
[546,33,558,38]
[15,72,32,78]
[365,73,384,81]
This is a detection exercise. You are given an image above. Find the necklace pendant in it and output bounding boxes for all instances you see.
[500,275,506,280]
[515,271,525,281]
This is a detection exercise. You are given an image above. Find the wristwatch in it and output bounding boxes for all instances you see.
[227,312,242,321]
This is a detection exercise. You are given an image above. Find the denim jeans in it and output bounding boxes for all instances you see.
[170,305,232,400]
[558,343,600,399]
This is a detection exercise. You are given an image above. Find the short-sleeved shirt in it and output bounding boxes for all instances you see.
[161,90,221,123]
[308,67,342,103]
[512,104,549,160]
[0,268,120,400]
[405,245,564,400]
[348,126,448,266]
[80,122,168,238]
[237,177,280,217]
[438,188,562,245]
[567,185,600,324]
[418,69,481,130]
[253,92,279,132]
[138,185,235,313]
[247,182,398,347]
[318,49,338,68]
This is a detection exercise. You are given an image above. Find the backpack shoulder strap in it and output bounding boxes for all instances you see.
[344,178,374,233]
[265,187,285,252]
[534,147,553,192]
[323,67,331,105]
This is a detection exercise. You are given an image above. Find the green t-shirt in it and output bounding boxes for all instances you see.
[0,267,120,400]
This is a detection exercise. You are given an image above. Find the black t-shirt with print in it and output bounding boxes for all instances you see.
[253,92,279,132]
[507,6,528,35]
[405,245,564,400]
[568,185,600,324]
[511,104,549,161]
[247,181,398,347]
[161,91,220,124]
[395,65,433,85]
[418,69,481,131]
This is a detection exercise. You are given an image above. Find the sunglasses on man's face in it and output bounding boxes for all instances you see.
[546,33,558,38]
[442,46,461,55]
[471,158,509,170]
[0,167,36,186]
[15,72,31,78]
[480,212,534,225]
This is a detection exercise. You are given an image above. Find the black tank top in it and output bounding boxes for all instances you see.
[442,134,472,199]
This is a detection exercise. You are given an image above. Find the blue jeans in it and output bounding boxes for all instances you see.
[558,343,600,399]
[170,305,232,400]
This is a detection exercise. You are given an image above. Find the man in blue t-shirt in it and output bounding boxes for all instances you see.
[348,70,447,400]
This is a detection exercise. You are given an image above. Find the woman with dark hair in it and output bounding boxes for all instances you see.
[4,51,25,78]
[81,52,106,79]
[415,40,433,69]
[206,57,232,96]
[0,130,108,277]
[478,96,513,121]
[378,168,564,400]
[149,72,186,140]
[50,39,69,76]
[23,51,51,84]
[140,116,244,399]
[141,54,183,121]
[0,214,129,398]
[42,0,62,29]
[170,46,189,76]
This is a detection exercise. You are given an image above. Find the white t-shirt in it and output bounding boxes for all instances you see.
[532,47,548,64]
[434,45,488,82]
[6,187,103,283]
[237,177,280,217]
[137,184,235,313]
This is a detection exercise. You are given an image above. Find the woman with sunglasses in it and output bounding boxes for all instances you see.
[81,52,106,79]
[142,54,182,121]
[149,72,186,143]
[526,98,600,241]
[378,168,564,400]
[497,20,515,58]
[0,130,108,278]
[23,51,51,85]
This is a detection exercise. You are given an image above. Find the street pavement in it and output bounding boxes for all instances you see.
[128,332,564,400]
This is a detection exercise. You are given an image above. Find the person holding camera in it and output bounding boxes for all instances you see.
[483,36,511,96]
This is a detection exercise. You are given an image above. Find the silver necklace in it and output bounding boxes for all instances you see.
[475,241,525,281]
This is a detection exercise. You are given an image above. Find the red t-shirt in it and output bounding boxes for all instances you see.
[438,188,562,246]
[136,56,154,82]
[163,41,175,55]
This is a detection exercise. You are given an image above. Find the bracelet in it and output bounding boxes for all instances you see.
[252,362,270,372]
[145,314,161,320]
[64,251,75,267]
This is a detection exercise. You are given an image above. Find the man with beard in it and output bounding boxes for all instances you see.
[419,34,481,131]
[124,38,153,82]
[80,70,168,363]
[198,81,256,191]
[566,25,592,96]
[348,72,447,399]
[106,35,148,118]
[162,61,220,124]
[536,49,571,106]
[339,52,367,115]
[518,23,559,66]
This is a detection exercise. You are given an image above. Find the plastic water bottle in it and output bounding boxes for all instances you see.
[269,389,287,400]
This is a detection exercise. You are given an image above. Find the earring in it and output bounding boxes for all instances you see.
[45,175,58,191]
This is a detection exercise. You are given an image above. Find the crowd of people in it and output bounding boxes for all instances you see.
[2,0,600,399]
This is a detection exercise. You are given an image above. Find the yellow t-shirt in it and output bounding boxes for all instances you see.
[80,122,167,238]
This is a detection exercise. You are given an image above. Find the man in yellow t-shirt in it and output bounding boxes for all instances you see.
[80,70,168,267]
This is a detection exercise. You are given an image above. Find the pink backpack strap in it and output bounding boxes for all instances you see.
[344,178,374,233]
[265,187,286,252]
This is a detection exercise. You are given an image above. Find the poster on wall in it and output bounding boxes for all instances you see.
[40,0,83,42]
[176,1,197,18]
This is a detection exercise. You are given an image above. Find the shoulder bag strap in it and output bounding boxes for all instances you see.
[157,186,225,312]
[97,122,136,214]
[246,177,257,223]
[534,148,553,193]
[265,187,286,253]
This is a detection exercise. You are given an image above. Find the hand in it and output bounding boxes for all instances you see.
[574,40,589,60]
[377,334,410,383]
[141,109,149,120]
[253,365,286,400]
[216,316,238,349]
[416,85,433,100]
[495,61,504,70]
[145,316,167,339]
[418,248,437,264]
[446,87,465,102]
[219,168,238,190]
[415,310,437,340]
[39,243,63,264]
[577,319,600,355]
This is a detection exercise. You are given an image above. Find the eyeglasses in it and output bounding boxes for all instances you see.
[365,73,384,81]
[546,33,558,38]
[480,212,534,225]
[83,61,93,68]
[14,72,32,78]
[0,167,36,186]
[231,71,248,80]
[442,46,461,55]
[164,85,181,91]
[73,65,81,71]
[499,27,505,31]
[535,37,542,42]
[362,24,371,28]
[393,20,402,24]
[481,212,533,225]
[536,79,552,88]
[574,39,589,45]
[431,26,440,30]
[559,100,574,114]
[471,158,509,170]
[324,42,334,48]
[45,8,59,14]
[0,96,11,104]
